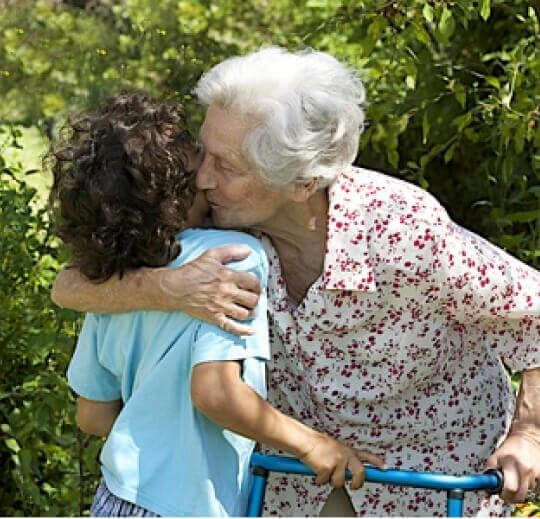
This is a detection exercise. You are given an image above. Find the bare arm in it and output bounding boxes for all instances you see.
[486,367,540,503]
[52,245,261,335]
[76,397,123,437]
[191,361,385,489]
[52,266,161,313]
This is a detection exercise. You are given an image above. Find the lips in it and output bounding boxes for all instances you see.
[207,199,221,208]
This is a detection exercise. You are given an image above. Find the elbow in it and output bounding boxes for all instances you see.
[51,270,72,308]
[191,362,244,421]
[51,266,85,310]
[191,374,231,418]
[76,407,108,437]
[50,279,65,308]
[76,417,102,437]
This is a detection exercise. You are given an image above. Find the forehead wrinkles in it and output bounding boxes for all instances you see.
[203,105,256,155]
[200,119,248,166]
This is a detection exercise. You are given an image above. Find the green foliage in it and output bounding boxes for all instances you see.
[0,0,266,131]
[1,0,538,265]
[274,0,540,267]
[0,130,101,515]
[0,0,539,515]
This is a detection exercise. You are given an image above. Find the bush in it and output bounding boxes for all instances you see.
[0,129,101,516]
[1,1,538,266]
[0,0,538,515]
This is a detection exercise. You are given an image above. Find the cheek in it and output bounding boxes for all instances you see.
[218,174,283,210]
[244,188,285,216]
[219,177,253,203]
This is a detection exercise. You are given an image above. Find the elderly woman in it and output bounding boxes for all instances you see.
[53,47,540,516]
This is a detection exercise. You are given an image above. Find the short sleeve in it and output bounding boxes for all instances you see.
[191,247,270,367]
[434,219,540,372]
[67,313,122,401]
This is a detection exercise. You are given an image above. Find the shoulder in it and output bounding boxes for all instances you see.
[179,228,264,252]
[172,228,268,278]
[83,310,141,337]
[328,167,455,273]
[340,167,450,227]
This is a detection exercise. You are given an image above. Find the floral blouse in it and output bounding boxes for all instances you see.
[260,167,540,516]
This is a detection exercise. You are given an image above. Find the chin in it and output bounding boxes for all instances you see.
[210,209,251,230]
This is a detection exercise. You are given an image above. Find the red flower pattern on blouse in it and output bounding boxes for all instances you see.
[260,167,539,517]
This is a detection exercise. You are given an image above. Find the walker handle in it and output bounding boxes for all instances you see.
[250,453,504,492]
[483,468,504,495]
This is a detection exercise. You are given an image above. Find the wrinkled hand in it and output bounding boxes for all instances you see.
[486,429,540,503]
[300,433,385,490]
[157,245,261,335]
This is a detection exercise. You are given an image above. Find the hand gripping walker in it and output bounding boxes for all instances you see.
[246,453,504,517]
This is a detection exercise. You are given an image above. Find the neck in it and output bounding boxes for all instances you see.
[253,189,328,306]
[253,189,328,252]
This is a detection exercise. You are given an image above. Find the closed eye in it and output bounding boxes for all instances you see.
[215,158,235,173]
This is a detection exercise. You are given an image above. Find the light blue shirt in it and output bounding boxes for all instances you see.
[67,229,270,517]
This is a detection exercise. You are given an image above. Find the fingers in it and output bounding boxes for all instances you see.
[207,245,252,264]
[499,457,534,503]
[484,453,497,472]
[222,301,251,322]
[230,287,259,311]
[207,246,261,299]
[347,456,366,490]
[311,442,383,491]
[354,448,386,470]
[215,314,255,336]
[325,449,377,490]
[315,468,332,486]
[330,457,348,488]
[500,457,519,502]
[235,271,261,295]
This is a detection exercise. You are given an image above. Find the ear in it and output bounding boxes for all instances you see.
[290,178,319,203]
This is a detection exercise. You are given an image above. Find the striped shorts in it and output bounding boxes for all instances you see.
[90,481,160,517]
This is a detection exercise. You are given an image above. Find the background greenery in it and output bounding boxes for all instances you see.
[1,0,539,515]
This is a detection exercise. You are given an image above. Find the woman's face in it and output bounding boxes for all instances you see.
[196,104,293,230]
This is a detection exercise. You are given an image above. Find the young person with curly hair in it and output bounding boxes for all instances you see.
[48,93,383,517]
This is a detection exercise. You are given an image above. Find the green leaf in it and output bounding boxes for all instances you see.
[387,149,399,168]
[419,144,445,168]
[479,0,491,21]
[444,143,457,163]
[454,82,466,109]
[452,112,473,132]
[506,210,540,223]
[438,8,455,42]
[413,23,430,45]
[18,448,32,476]
[5,437,20,453]
[422,113,430,144]
[485,76,500,89]
[528,186,540,198]
[422,4,433,23]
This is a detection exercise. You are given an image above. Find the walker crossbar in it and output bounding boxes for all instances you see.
[246,453,503,517]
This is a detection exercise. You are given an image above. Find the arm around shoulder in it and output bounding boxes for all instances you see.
[51,264,166,313]
[52,244,261,329]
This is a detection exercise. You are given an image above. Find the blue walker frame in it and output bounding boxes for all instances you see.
[246,453,503,517]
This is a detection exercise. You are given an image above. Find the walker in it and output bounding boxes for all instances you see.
[246,453,504,517]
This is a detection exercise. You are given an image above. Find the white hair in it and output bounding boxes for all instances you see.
[194,46,365,188]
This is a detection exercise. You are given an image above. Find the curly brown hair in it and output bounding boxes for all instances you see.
[48,93,198,282]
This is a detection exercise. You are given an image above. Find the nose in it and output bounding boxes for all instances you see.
[195,153,217,191]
